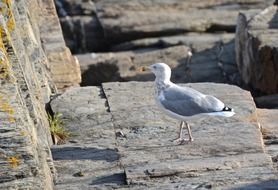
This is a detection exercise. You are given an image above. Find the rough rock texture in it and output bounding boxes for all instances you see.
[236,5,278,94]
[255,94,278,108]
[77,41,241,86]
[257,109,278,170]
[0,0,60,189]
[50,82,278,189]
[55,0,273,53]
[95,0,267,43]
[38,0,81,90]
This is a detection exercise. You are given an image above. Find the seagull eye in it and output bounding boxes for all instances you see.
[153,66,157,69]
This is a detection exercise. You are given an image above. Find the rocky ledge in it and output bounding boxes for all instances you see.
[50,82,278,189]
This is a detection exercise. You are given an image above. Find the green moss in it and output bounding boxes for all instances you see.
[47,112,71,143]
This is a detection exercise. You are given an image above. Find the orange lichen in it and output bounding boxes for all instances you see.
[0,95,15,123]
[20,130,27,136]
[7,156,19,168]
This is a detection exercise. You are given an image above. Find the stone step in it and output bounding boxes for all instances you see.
[50,82,278,189]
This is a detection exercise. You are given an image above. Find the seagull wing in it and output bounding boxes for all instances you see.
[160,85,225,117]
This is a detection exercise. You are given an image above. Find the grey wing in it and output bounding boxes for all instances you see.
[161,85,225,116]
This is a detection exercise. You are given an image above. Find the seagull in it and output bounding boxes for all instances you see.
[149,63,235,144]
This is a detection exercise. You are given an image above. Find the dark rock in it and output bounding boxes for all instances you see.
[255,94,278,108]
[235,6,278,94]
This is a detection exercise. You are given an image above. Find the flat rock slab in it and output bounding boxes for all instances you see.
[50,86,124,189]
[257,108,278,170]
[95,0,271,42]
[50,82,278,189]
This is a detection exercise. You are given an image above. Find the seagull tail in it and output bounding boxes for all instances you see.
[222,106,234,113]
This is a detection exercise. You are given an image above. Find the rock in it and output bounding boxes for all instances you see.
[235,6,278,94]
[59,15,106,53]
[77,42,241,86]
[50,82,278,189]
[111,33,235,52]
[255,94,278,108]
[55,0,96,16]
[50,86,124,189]
[77,45,192,86]
[39,0,81,90]
[96,0,270,43]
[0,0,62,189]
[257,108,278,170]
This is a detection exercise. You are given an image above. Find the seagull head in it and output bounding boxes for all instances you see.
[149,63,171,82]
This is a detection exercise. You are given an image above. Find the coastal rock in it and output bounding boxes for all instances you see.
[77,42,240,86]
[96,0,270,43]
[50,82,278,189]
[235,6,278,94]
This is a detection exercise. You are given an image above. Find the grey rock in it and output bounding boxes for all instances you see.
[111,33,235,52]
[50,82,278,189]
[77,42,241,86]
[96,0,270,42]
[257,108,278,170]
[50,86,124,189]
[39,0,81,90]
[235,5,278,94]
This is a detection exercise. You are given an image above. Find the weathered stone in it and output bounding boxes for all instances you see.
[59,15,106,53]
[78,42,241,86]
[257,108,278,170]
[102,82,277,188]
[111,33,235,52]
[96,0,270,43]
[55,0,96,16]
[255,94,278,108]
[77,45,192,86]
[235,5,278,94]
[50,86,124,189]
[38,0,81,90]
[0,0,59,189]
[50,81,278,189]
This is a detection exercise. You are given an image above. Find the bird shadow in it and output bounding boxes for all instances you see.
[51,146,119,162]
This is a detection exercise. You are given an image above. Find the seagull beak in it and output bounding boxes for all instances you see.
[141,66,151,71]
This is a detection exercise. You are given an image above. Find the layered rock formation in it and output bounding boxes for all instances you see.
[0,0,80,189]
[50,82,278,189]
[236,5,278,94]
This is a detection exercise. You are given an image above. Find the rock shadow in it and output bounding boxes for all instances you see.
[231,179,278,190]
[51,146,119,162]
[90,172,126,186]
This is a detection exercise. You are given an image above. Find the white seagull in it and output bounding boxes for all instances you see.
[149,63,235,144]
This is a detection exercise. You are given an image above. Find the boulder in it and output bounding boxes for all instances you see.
[235,6,278,94]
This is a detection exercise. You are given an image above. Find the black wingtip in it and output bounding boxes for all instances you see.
[222,106,233,112]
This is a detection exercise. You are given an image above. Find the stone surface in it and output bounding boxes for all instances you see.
[0,0,60,189]
[55,0,273,52]
[111,33,235,52]
[77,42,241,86]
[38,0,81,90]
[50,82,278,189]
[257,108,278,170]
[96,0,270,43]
[255,94,278,108]
[77,45,192,86]
[236,5,278,94]
[50,86,124,189]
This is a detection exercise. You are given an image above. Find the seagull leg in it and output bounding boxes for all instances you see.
[186,122,194,142]
[173,121,194,144]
